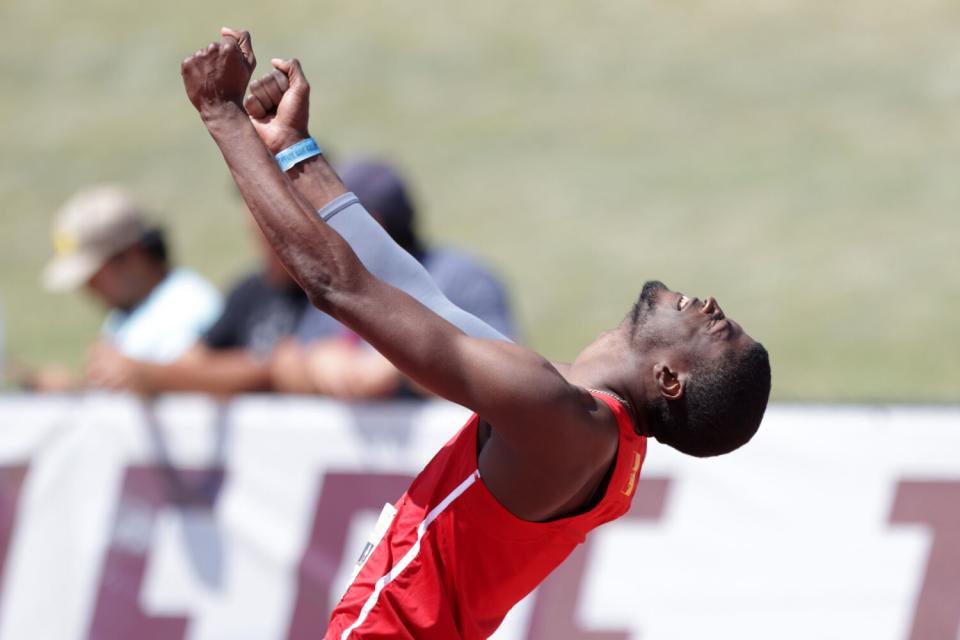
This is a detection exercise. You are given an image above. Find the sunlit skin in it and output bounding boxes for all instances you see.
[178,34,772,638]
[676,293,746,342]
[180,28,768,524]
[248,216,295,286]
[562,283,756,438]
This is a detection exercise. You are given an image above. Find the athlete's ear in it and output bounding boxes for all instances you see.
[654,363,684,401]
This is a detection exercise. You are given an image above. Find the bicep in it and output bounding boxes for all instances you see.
[326,273,548,406]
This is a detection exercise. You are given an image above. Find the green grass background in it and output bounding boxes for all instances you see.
[1,0,958,401]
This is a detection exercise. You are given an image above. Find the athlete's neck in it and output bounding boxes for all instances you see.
[567,331,649,436]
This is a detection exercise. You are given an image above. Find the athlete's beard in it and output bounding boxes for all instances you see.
[634,280,668,329]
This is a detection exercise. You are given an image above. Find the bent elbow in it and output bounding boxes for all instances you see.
[293,268,334,312]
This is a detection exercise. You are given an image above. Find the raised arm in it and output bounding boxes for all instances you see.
[242,57,510,343]
[179,31,619,511]
[182,33,556,408]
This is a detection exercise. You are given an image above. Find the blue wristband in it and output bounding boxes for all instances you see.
[275,138,322,172]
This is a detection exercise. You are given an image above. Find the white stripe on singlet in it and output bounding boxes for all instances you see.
[340,469,481,640]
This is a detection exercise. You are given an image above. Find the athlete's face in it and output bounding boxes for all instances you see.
[632,280,755,363]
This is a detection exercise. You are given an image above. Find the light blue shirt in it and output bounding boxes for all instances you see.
[102,268,223,363]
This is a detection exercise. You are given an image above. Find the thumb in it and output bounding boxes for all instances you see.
[272,58,309,93]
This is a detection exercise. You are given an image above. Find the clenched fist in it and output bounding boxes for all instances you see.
[245,58,312,154]
[181,27,257,117]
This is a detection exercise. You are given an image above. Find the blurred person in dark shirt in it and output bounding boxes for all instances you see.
[270,158,516,399]
[86,220,308,395]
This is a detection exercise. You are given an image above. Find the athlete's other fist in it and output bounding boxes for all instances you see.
[245,58,311,153]
[181,27,257,117]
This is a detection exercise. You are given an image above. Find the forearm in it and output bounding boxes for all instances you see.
[269,339,317,394]
[200,104,565,421]
[136,350,272,396]
[279,155,509,342]
[285,152,343,211]
[234,58,510,343]
[304,343,401,399]
[201,104,358,306]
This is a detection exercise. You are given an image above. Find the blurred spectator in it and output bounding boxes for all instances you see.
[29,185,222,391]
[84,220,309,395]
[271,158,517,399]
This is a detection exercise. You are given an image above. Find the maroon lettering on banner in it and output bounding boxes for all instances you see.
[526,477,672,640]
[890,480,960,640]
[87,466,224,640]
[286,472,414,640]
[0,466,28,601]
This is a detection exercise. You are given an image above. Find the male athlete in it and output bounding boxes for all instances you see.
[181,29,771,639]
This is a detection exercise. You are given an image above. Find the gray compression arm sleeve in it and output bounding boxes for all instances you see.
[319,193,511,342]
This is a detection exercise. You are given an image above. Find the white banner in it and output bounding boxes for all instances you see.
[0,395,956,640]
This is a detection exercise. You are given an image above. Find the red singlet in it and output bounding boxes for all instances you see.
[325,391,647,640]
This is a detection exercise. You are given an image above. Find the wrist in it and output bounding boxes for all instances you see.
[199,100,246,126]
[275,137,322,172]
[266,128,311,155]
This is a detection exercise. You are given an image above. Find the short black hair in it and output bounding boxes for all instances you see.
[648,341,771,457]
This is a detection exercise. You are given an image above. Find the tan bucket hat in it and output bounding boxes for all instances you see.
[42,185,149,292]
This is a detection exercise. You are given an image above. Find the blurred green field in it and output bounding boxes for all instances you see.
[1,0,958,401]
